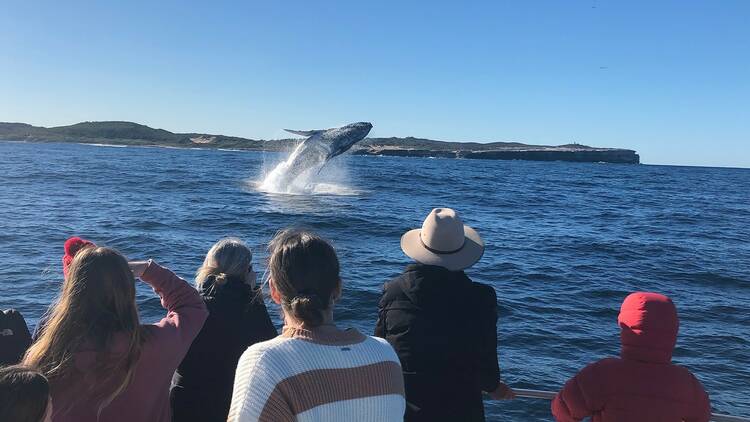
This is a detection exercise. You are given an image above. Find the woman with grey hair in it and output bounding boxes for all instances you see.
[170,238,277,422]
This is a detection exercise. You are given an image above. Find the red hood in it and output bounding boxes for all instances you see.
[618,292,678,364]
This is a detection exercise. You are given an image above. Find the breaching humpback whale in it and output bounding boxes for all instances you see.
[268,122,372,190]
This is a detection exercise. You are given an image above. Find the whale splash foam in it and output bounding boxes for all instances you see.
[257,146,358,195]
[259,142,317,193]
[256,122,372,195]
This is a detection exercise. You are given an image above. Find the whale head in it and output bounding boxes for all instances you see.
[284,122,372,160]
[341,121,373,138]
[325,122,372,158]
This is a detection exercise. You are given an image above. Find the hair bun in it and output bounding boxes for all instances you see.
[214,272,229,285]
[289,293,326,326]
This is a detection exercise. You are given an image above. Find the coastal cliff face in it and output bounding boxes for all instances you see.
[467,149,640,164]
[352,147,640,164]
[0,121,640,164]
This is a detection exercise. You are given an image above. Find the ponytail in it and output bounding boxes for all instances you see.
[287,293,327,326]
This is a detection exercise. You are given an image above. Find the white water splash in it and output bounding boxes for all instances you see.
[256,145,358,195]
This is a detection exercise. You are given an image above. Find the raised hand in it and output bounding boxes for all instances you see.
[128,260,150,279]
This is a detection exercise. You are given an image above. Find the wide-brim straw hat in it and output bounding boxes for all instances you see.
[401,208,484,271]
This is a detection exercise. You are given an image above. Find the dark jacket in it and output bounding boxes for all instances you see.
[170,276,277,422]
[375,264,500,422]
[0,309,32,365]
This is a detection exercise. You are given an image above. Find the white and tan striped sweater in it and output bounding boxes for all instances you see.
[228,325,406,422]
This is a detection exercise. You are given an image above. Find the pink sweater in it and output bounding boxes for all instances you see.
[49,262,208,422]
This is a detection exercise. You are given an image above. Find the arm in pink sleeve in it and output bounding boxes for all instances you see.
[551,361,606,422]
[140,261,208,350]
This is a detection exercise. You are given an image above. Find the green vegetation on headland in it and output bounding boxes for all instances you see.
[0,121,640,164]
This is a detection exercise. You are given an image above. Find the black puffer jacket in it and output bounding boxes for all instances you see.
[375,264,500,422]
[0,309,32,365]
[170,276,277,422]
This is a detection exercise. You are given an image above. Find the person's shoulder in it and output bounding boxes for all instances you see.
[470,280,496,295]
[383,270,408,288]
[556,358,621,393]
[231,336,293,386]
[246,335,287,354]
[1,309,28,329]
[367,334,392,348]
[364,335,401,362]
[467,280,497,306]
[591,357,622,367]
[576,357,624,377]
[1,309,25,320]
[380,270,412,302]
[668,362,707,384]
[237,336,288,367]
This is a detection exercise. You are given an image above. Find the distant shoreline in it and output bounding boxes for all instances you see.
[0,121,640,164]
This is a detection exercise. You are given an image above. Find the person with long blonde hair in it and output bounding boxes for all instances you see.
[23,245,208,422]
[171,237,276,422]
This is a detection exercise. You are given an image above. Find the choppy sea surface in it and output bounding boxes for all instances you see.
[0,141,748,421]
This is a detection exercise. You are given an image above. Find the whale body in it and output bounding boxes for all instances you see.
[267,122,372,190]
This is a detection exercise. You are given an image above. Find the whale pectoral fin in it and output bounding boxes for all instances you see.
[284,129,325,137]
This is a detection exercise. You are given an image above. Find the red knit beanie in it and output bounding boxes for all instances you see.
[63,236,96,277]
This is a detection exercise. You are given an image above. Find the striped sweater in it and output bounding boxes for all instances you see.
[228,325,406,422]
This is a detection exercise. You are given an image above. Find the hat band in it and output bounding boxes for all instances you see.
[420,237,466,255]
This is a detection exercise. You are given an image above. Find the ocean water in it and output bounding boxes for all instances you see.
[0,141,748,421]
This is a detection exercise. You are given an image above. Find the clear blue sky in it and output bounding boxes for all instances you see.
[1,1,748,167]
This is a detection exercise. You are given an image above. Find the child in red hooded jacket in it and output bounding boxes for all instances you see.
[552,292,711,422]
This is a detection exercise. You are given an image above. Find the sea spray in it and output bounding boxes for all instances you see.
[257,143,356,195]
[256,122,372,194]
[259,141,319,193]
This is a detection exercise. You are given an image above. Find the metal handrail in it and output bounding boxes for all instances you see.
[513,389,749,422]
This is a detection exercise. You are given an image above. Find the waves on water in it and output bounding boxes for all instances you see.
[1,141,748,420]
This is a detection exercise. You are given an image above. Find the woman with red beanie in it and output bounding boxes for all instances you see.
[551,292,711,422]
[32,237,96,340]
[23,246,208,422]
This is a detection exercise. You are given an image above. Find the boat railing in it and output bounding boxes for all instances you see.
[513,389,749,422]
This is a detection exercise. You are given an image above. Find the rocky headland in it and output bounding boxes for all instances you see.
[0,121,639,164]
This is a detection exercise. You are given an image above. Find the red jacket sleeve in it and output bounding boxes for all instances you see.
[140,261,208,354]
[552,361,607,422]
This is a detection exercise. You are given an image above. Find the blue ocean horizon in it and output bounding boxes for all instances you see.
[1,140,748,421]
